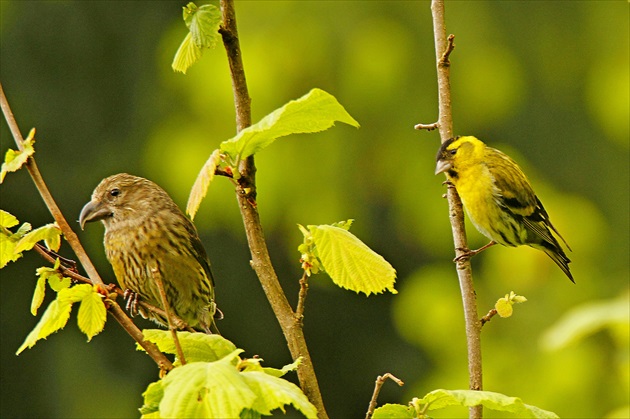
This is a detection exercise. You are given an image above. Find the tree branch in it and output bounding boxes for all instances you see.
[428,2,483,418]
[0,82,173,373]
[365,373,405,419]
[218,1,328,417]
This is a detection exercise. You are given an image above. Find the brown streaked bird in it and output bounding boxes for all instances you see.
[79,173,220,332]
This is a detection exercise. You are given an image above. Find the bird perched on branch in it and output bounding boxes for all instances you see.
[79,173,220,332]
[435,136,573,282]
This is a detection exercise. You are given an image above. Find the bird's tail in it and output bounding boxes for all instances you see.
[541,245,574,283]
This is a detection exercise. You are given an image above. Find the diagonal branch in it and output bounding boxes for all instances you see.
[0,82,173,372]
[218,1,328,417]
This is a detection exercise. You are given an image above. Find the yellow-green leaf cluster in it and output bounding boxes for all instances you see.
[172,3,221,74]
[1,210,62,268]
[139,338,317,419]
[0,210,31,268]
[0,128,35,183]
[299,220,397,296]
[17,283,107,354]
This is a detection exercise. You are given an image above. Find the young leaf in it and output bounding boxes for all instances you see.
[0,234,22,268]
[262,357,301,378]
[415,389,559,418]
[140,381,164,416]
[372,403,416,419]
[31,274,48,316]
[309,224,397,296]
[141,329,237,363]
[220,88,359,161]
[17,288,75,354]
[495,291,527,318]
[0,128,35,184]
[0,214,31,268]
[172,32,202,74]
[159,350,256,418]
[172,3,221,74]
[14,222,62,253]
[189,4,221,49]
[0,210,19,228]
[241,371,318,418]
[187,149,222,220]
[77,286,107,341]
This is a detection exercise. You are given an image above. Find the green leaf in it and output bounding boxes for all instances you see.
[187,149,222,220]
[415,389,559,418]
[31,273,48,316]
[172,3,221,74]
[372,403,416,419]
[0,128,35,184]
[189,4,221,49]
[0,210,19,228]
[261,357,301,378]
[0,216,31,268]
[241,371,318,418]
[220,88,359,161]
[17,287,75,354]
[141,329,237,363]
[140,381,164,416]
[172,32,202,74]
[541,294,630,351]
[14,222,62,253]
[309,223,397,296]
[0,233,22,268]
[77,286,107,341]
[160,350,256,418]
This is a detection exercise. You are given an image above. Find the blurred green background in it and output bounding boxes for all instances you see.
[1,1,628,418]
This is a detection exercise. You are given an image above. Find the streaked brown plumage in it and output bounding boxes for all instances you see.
[79,173,219,332]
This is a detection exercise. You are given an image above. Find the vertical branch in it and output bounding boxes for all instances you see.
[218,1,328,417]
[429,1,483,418]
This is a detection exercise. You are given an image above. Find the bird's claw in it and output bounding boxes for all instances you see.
[123,289,140,317]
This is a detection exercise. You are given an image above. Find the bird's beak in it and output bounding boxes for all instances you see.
[435,159,452,175]
[79,200,111,230]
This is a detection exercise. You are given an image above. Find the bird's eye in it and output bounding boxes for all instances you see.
[110,188,120,197]
[449,149,457,155]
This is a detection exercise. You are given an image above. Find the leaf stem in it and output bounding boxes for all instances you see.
[428,2,483,418]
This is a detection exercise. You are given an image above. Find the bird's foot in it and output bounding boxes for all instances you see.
[454,241,496,262]
[123,289,140,317]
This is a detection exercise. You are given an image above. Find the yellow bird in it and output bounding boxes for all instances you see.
[435,136,573,282]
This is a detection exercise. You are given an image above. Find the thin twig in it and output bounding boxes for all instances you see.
[429,2,483,418]
[439,34,456,67]
[0,83,173,372]
[480,309,498,327]
[218,1,328,417]
[414,122,439,131]
[365,373,405,419]
[152,267,186,365]
[295,272,309,322]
